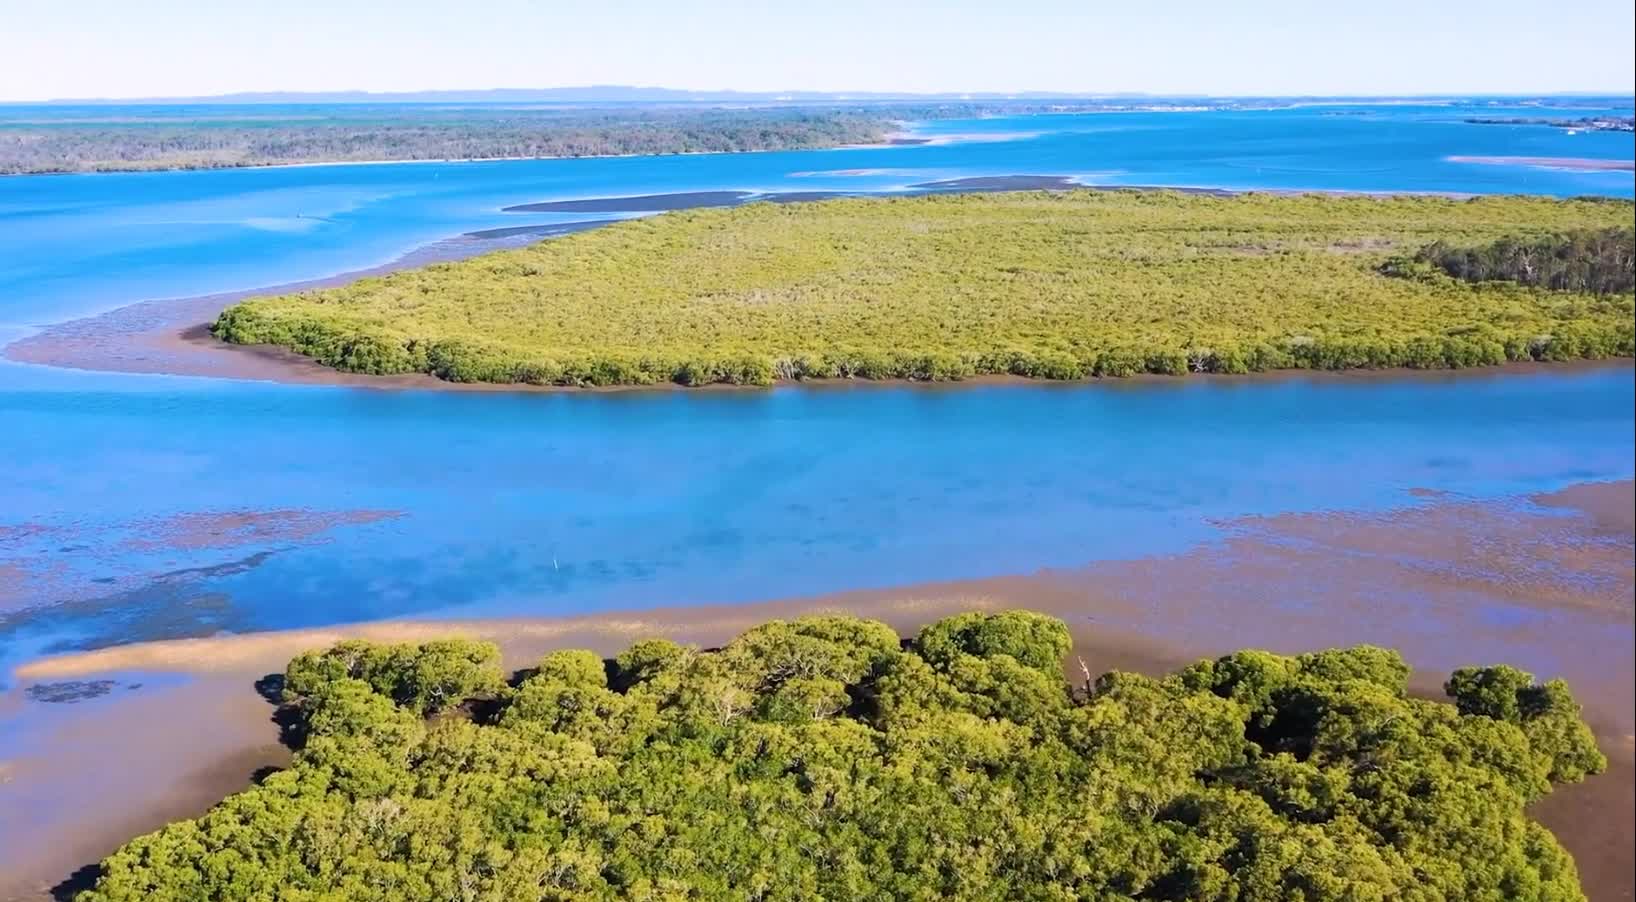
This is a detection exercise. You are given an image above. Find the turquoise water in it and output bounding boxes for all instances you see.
[2,368,1630,671]
[0,103,1633,674]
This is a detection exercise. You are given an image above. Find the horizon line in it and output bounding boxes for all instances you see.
[6,84,1635,106]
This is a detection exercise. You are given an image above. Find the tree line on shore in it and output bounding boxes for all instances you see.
[79,610,1604,900]
[3,100,1258,175]
[212,191,1636,387]
[0,107,896,174]
[1387,227,1635,296]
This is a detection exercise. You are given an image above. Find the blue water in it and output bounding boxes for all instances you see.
[1,103,1632,676]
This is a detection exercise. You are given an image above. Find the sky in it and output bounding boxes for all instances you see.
[2,0,1633,102]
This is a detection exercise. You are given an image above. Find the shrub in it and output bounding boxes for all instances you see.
[84,613,1606,902]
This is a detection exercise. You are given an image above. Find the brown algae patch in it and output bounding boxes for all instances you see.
[23,680,124,704]
[122,509,401,552]
[0,508,403,615]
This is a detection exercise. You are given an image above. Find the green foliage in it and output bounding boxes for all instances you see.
[1295,645,1411,693]
[1393,228,1635,295]
[1447,662,1539,721]
[914,609,1072,675]
[284,638,504,716]
[1446,665,1609,783]
[82,612,1605,901]
[0,106,898,174]
[214,191,1636,387]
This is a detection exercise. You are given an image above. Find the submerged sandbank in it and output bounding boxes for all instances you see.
[2,479,1630,900]
[502,190,756,213]
[1447,155,1636,172]
[494,177,1233,217]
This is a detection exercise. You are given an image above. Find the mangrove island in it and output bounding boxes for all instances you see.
[211,190,1636,387]
[75,611,1606,901]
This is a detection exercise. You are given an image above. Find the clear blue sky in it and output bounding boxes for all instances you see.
[4,0,1632,101]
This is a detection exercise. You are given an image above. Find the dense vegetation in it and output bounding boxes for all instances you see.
[1388,228,1635,295]
[1463,116,1635,133]
[213,191,1636,387]
[80,611,1605,900]
[0,106,897,174]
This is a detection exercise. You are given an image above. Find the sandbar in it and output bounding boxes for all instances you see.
[1447,155,1635,172]
[502,190,755,213]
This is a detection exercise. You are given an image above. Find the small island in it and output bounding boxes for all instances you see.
[212,190,1636,387]
[1465,115,1635,133]
[75,611,1606,900]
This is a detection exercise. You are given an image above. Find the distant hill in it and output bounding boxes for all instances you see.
[33,86,1151,106]
[17,86,1631,109]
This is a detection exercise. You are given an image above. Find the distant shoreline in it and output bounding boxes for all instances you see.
[1464,114,1635,133]
[0,122,928,178]
[0,139,892,178]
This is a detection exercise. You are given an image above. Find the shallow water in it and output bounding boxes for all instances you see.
[0,103,1633,678]
[2,365,1630,676]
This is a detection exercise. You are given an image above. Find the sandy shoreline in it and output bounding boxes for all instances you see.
[2,479,1631,900]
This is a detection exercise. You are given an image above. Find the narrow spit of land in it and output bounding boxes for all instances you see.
[0,107,903,175]
[211,190,1636,388]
